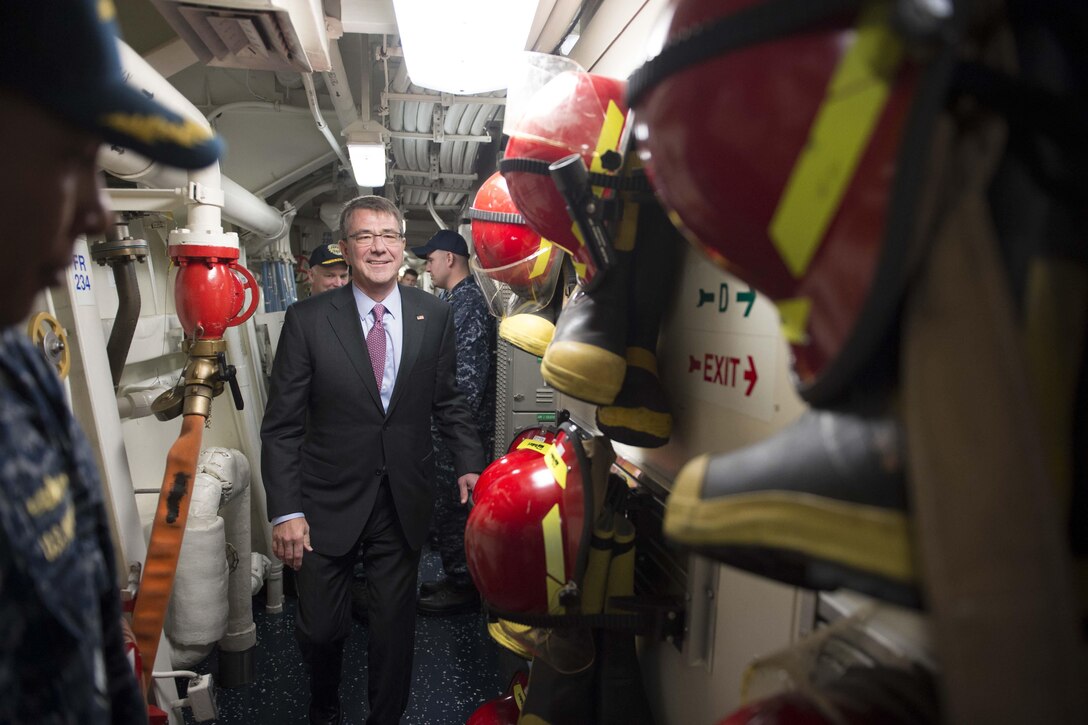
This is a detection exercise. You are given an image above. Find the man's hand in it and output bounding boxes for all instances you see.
[457,473,480,505]
[272,517,312,570]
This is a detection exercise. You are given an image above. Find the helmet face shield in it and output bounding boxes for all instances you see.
[503,52,585,138]
[470,171,565,317]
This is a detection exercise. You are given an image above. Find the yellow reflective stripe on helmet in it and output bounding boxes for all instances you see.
[590,100,626,174]
[517,439,552,454]
[528,239,553,279]
[569,220,587,251]
[768,2,904,278]
[101,113,215,148]
[776,297,813,344]
[542,503,566,610]
[573,260,587,279]
[513,682,527,710]
[545,445,567,489]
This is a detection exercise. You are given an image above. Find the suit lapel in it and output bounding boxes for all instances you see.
[327,285,384,412]
[387,286,424,417]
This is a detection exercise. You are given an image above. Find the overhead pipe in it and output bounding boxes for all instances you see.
[106,42,290,241]
[100,149,290,242]
[247,179,342,256]
[206,101,331,126]
[427,194,448,230]
[322,40,360,131]
[301,73,351,170]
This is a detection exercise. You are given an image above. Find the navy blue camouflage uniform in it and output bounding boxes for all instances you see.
[0,328,146,724]
[430,276,496,583]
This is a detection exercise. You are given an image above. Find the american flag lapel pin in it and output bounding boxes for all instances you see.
[416,314,425,320]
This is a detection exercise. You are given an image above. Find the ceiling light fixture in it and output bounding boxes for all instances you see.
[391,0,538,94]
[344,120,389,188]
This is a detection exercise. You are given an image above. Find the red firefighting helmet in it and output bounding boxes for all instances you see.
[501,68,631,287]
[465,670,529,725]
[471,424,559,522]
[628,0,954,405]
[469,171,563,306]
[466,424,592,615]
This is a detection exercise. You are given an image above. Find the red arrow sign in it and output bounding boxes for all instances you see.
[743,355,758,396]
[688,355,702,373]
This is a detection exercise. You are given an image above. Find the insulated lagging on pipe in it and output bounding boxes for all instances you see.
[132,413,204,693]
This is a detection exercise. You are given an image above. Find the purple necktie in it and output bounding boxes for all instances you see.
[366,303,386,389]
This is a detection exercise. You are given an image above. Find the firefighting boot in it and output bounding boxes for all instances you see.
[540,204,637,405]
[596,202,680,447]
[595,515,655,725]
[664,407,920,608]
[499,273,567,358]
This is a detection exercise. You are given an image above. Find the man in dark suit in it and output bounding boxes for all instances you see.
[261,195,485,725]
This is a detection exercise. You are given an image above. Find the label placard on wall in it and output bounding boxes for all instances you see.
[70,239,97,307]
[663,328,779,422]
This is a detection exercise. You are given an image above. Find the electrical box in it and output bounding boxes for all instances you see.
[493,338,557,458]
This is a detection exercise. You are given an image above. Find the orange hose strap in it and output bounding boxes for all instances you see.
[131,413,204,694]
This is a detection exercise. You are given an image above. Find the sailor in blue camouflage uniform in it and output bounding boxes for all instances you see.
[412,231,497,615]
[0,0,224,720]
[0,330,149,724]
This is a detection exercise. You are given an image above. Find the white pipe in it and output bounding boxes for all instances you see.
[301,73,351,169]
[117,386,171,420]
[290,182,339,216]
[427,194,448,229]
[323,40,360,131]
[116,41,222,235]
[251,553,271,596]
[109,40,290,241]
[224,319,273,558]
[266,558,285,614]
[100,146,290,241]
[206,101,327,125]
[152,670,200,681]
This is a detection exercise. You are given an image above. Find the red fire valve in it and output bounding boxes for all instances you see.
[171,244,259,340]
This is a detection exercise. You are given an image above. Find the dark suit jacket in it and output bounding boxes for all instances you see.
[260,283,487,554]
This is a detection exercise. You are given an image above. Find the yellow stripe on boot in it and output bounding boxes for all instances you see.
[540,339,625,405]
[665,455,916,586]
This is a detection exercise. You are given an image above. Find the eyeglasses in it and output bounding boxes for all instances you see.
[346,231,405,247]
